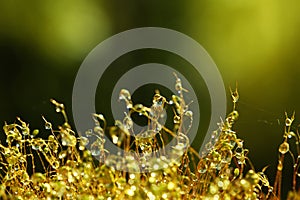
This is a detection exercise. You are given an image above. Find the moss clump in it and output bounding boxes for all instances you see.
[0,76,299,199]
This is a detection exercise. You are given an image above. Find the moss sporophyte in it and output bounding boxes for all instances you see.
[0,75,299,199]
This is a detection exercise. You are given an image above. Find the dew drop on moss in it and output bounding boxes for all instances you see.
[45,122,52,130]
[91,142,101,156]
[279,142,289,154]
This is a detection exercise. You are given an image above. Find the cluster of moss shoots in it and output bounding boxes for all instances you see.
[0,75,299,199]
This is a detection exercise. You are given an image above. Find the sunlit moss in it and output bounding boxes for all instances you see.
[0,76,299,199]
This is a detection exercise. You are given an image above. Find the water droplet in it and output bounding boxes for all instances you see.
[59,150,67,159]
[69,135,77,146]
[173,73,185,93]
[79,136,89,147]
[205,142,213,150]
[91,142,101,156]
[85,129,93,137]
[279,142,289,154]
[119,89,131,101]
[21,127,30,136]
[32,144,39,151]
[177,133,189,147]
[232,168,239,178]
[155,123,162,131]
[31,139,45,151]
[220,149,232,164]
[55,107,61,113]
[211,131,218,139]
[96,113,105,121]
[48,135,55,142]
[227,111,239,123]
[175,82,182,92]
[173,115,181,124]
[268,187,273,193]
[112,135,118,144]
[285,118,292,127]
[94,126,104,136]
[52,161,60,169]
[286,131,296,139]
[185,110,193,118]
[230,87,239,103]
[31,129,39,138]
[43,146,50,153]
[135,131,156,155]
[285,112,295,127]
[277,161,283,171]
[197,159,208,174]
[152,93,166,110]
[45,122,52,130]
[50,99,64,111]
[133,104,148,116]
[236,139,244,148]
[119,89,132,109]
[61,134,77,147]
[123,113,133,130]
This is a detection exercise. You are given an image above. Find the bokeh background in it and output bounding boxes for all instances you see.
[1,1,300,197]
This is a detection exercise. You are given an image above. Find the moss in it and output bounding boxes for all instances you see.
[0,78,299,200]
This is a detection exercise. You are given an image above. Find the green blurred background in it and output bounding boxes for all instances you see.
[1,0,300,197]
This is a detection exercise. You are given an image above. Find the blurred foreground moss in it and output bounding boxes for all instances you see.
[0,76,299,200]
